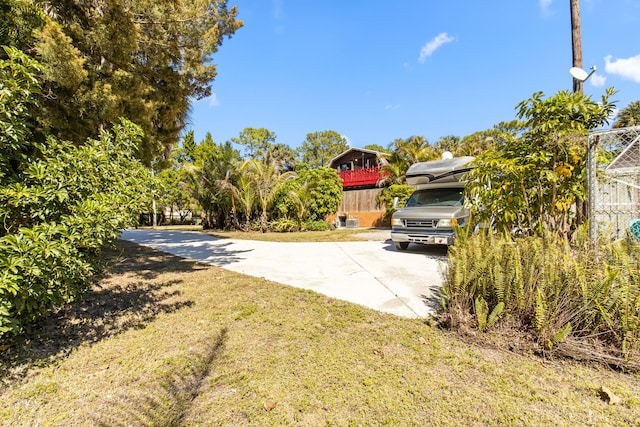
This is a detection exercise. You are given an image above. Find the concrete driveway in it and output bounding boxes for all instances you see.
[119,229,447,318]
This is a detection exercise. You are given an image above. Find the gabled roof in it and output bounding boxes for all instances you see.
[607,134,640,170]
[329,147,388,168]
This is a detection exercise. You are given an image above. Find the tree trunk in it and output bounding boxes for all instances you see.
[152,198,158,227]
[261,211,268,233]
[230,207,241,230]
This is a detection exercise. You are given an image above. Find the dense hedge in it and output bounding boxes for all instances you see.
[0,48,152,339]
[273,167,343,223]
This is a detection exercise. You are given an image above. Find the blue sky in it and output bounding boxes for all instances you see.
[187,0,640,150]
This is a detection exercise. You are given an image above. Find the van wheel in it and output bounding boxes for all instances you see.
[394,241,409,250]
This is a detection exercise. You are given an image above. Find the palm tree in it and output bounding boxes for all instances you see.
[379,152,409,186]
[183,165,220,229]
[393,136,438,164]
[183,136,242,229]
[288,180,312,229]
[213,172,254,230]
[240,159,296,232]
[232,175,257,230]
[435,135,462,156]
[613,100,640,128]
[378,136,438,186]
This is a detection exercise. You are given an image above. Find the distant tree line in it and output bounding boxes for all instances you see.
[157,128,346,232]
[159,94,640,234]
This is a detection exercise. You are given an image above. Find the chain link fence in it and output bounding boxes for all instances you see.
[588,126,640,240]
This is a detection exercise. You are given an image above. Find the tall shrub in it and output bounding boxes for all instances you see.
[298,167,343,222]
[272,167,342,225]
[465,90,616,236]
[0,49,152,338]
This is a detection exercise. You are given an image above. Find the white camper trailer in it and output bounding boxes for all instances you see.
[390,156,474,250]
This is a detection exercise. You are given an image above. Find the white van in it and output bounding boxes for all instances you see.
[390,156,474,250]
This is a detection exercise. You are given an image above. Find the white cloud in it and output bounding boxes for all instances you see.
[418,32,455,63]
[385,104,400,110]
[589,73,606,87]
[207,93,220,107]
[539,0,552,11]
[605,54,640,83]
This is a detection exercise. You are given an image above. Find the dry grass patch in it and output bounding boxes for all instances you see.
[203,228,380,242]
[1,241,639,426]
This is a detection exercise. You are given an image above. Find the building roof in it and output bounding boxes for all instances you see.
[328,147,388,169]
[606,134,640,170]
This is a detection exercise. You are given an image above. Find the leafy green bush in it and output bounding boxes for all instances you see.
[303,220,330,231]
[0,124,152,338]
[441,228,640,367]
[0,49,152,339]
[300,168,343,221]
[271,179,299,220]
[250,219,263,232]
[272,167,342,223]
[464,90,616,237]
[377,184,414,221]
[268,218,299,232]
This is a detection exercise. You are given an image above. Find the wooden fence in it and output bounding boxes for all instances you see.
[337,188,384,213]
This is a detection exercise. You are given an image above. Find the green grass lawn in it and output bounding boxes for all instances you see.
[139,225,383,242]
[1,240,639,426]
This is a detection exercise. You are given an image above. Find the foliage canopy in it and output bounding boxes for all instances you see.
[464,89,616,236]
[3,0,243,164]
[613,100,640,128]
[0,48,152,338]
[298,130,349,168]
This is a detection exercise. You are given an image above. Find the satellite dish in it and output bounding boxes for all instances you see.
[441,151,454,160]
[569,67,589,81]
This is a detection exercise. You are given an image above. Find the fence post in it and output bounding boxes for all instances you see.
[587,133,598,243]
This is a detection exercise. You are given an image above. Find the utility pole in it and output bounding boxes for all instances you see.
[570,0,583,94]
[570,0,590,225]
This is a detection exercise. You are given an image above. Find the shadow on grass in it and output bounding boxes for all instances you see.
[119,230,254,267]
[0,240,199,386]
[106,239,211,279]
[94,328,229,426]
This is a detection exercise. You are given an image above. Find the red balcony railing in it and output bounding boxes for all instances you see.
[338,166,387,188]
